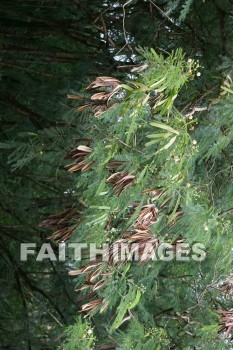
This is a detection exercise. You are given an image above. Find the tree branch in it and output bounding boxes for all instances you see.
[0,92,43,129]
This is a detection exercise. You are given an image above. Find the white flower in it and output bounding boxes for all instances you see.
[192,140,197,145]
[196,72,201,77]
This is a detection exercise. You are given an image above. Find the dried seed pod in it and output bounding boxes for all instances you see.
[86,76,120,90]
[65,140,94,173]
[107,172,135,196]
[106,161,125,170]
[81,298,102,315]
[134,204,158,230]
[91,91,110,101]
[39,207,82,242]
[69,261,112,314]
[71,76,121,117]
[81,161,95,172]
[217,310,233,335]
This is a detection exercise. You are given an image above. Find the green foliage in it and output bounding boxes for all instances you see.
[195,95,233,160]
[110,285,141,332]
[179,0,194,21]
[57,48,232,348]
[59,316,95,350]
[114,318,170,350]
[1,0,233,349]
[164,0,194,22]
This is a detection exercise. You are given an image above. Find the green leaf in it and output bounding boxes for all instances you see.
[157,135,177,152]
[221,86,233,94]
[150,48,162,63]
[167,194,181,224]
[137,165,148,182]
[130,81,149,91]
[142,94,150,105]
[150,77,166,88]
[110,288,141,331]
[128,289,141,310]
[121,83,134,91]
[145,139,163,147]
[150,122,180,135]
[86,214,108,226]
[146,132,172,139]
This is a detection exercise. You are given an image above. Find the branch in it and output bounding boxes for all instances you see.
[0,92,42,129]
[0,236,67,325]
